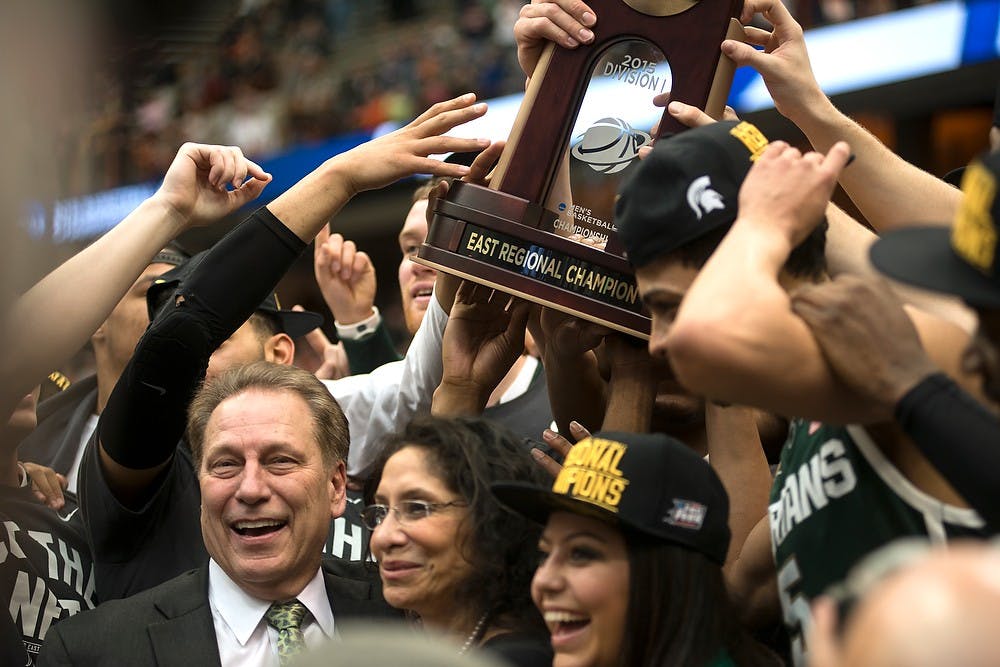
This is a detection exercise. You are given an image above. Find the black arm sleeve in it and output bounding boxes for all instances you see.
[99,207,306,470]
[895,372,1000,533]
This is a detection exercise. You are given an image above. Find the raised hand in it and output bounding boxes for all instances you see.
[151,143,272,227]
[532,421,591,477]
[639,92,740,160]
[721,0,827,125]
[738,140,851,247]
[433,281,531,416]
[539,307,612,363]
[292,310,351,381]
[313,226,377,325]
[335,94,492,198]
[514,0,596,78]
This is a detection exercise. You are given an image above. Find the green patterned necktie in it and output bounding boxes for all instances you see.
[265,599,308,666]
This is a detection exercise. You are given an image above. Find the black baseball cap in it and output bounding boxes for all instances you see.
[146,250,323,337]
[871,151,1000,309]
[492,431,731,565]
[615,120,769,268]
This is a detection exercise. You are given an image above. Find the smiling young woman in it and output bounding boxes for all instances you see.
[495,431,782,667]
[363,416,553,665]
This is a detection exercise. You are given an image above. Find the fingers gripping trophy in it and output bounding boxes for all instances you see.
[416,0,745,339]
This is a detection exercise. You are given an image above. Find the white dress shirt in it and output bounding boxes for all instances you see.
[323,292,449,477]
[207,559,336,667]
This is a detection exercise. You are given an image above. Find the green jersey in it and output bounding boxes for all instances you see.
[769,420,985,666]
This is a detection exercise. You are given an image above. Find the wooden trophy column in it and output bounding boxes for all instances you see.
[416,0,742,339]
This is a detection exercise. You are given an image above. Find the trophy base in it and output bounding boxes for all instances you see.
[415,181,651,340]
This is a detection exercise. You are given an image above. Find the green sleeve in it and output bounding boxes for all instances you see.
[340,321,402,375]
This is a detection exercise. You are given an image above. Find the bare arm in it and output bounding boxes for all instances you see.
[601,335,657,432]
[0,143,270,421]
[96,98,494,502]
[669,142,972,423]
[538,308,610,434]
[667,141,880,422]
[725,514,781,629]
[707,404,772,571]
[824,203,976,332]
[722,0,960,231]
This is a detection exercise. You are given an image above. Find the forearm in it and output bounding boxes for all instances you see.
[333,295,448,477]
[668,220,793,396]
[431,380,489,417]
[100,210,305,488]
[792,99,960,231]
[705,404,771,565]
[669,220,880,422]
[0,196,186,416]
[825,204,976,332]
[266,157,355,243]
[896,373,1000,533]
[602,356,655,432]
[542,351,606,434]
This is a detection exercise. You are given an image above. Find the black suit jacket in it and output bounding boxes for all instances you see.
[37,561,397,666]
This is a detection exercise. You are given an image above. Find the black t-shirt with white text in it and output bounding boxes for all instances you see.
[0,486,95,665]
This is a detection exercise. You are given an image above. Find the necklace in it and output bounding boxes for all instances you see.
[457,612,489,655]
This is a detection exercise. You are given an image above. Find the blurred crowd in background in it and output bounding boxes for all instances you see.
[64,0,942,197]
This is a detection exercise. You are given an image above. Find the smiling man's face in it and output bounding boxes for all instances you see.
[397,198,438,336]
[198,388,344,600]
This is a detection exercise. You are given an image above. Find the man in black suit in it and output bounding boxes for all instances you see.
[38,362,394,666]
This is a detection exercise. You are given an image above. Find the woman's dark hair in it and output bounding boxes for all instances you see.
[364,415,549,634]
[620,534,782,667]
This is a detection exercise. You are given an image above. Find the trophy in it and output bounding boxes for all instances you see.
[415,0,744,339]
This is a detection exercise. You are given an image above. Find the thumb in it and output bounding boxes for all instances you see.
[721,40,766,70]
[315,222,331,249]
[823,141,852,174]
[231,177,269,208]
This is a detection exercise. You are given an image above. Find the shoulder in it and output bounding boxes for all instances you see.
[321,558,380,600]
[56,568,206,633]
[321,558,398,620]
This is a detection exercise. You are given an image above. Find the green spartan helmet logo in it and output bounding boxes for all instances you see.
[571,118,652,174]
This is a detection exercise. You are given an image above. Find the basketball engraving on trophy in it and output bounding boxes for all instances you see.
[571,118,652,175]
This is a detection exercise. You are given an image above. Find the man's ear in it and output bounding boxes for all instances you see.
[328,460,348,519]
[263,333,295,365]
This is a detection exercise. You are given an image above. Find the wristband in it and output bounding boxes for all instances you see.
[335,307,381,341]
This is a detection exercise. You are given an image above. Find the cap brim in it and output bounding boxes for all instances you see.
[871,227,1000,308]
[260,307,323,338]
[942,166,965,188]
[492,481,621,528]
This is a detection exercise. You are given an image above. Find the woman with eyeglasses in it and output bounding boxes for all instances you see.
[361,415,553,664]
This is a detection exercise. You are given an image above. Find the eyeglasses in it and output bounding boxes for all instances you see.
[360,500,467,530]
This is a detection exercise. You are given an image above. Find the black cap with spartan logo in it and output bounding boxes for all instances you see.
[871,150,1000,308]
[492,432,731,565]
[615,120,768,268]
